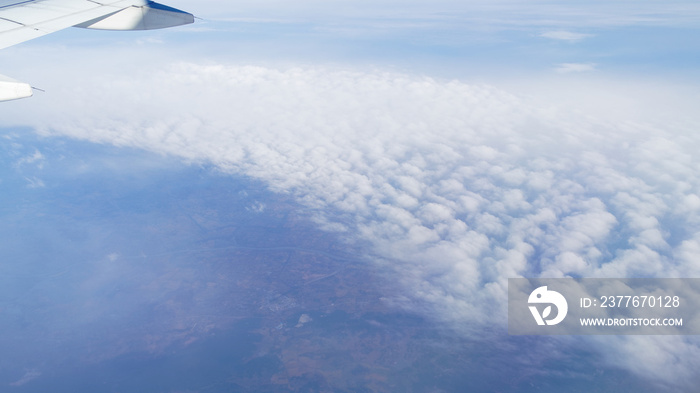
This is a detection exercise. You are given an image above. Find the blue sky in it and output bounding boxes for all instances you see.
[3,0,700,391]
[4,0,700,79]
[175,0,700,74]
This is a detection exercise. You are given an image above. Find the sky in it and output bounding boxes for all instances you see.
[2,0,700,391]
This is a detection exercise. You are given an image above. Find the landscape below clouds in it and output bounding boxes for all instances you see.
[4,56,700,390]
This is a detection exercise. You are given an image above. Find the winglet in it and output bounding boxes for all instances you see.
[75,1,194,31]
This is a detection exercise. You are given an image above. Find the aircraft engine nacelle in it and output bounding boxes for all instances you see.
[75,1,194,31]
[0,74,32,102]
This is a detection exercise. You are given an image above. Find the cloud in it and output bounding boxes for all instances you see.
[9,369,41,387]
[597,335,700,387]
[554,62,597,73]
[14,149,45,169]
[24,176,45,188]
[540,30,593,41]
[5,59,700,389]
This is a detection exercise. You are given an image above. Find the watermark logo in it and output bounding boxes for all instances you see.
[528,286,568,326]
[509,278,698,335]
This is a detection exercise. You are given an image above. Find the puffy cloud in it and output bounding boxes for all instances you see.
[597,335,700,387]
[6,59,700,389]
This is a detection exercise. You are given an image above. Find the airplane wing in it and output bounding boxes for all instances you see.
[0,0,193,101]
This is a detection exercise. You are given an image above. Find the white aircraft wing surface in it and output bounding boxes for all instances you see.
[0,0,193,101]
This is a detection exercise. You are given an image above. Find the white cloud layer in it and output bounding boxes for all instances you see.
[5,60,700,389]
